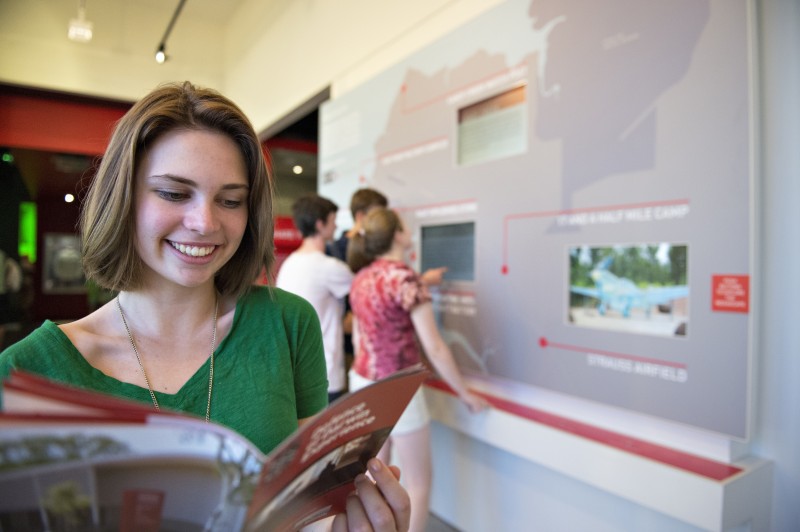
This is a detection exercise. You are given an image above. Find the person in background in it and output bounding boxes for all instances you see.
[327,188,388,263]
[276,194,354,404]
[327,188,447,285]
[0,250,23,350]
[327,188,448,366]
[327,188,389,364]
[347,206,487,532]
[0,81,410,532]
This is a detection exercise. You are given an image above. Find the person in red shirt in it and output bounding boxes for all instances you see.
[347,207,487,532]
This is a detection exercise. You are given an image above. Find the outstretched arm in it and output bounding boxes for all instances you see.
[410,302,487,412]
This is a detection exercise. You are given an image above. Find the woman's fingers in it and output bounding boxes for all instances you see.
[330,459,409,532]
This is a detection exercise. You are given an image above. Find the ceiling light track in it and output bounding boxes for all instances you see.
[155,0,187,64]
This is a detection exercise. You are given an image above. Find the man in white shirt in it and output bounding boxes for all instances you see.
[276,195,354,403]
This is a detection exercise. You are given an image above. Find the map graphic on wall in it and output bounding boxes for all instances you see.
[320,0,753,439]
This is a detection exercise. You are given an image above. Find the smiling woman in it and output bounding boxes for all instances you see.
[132,128,249,293]
[1,81,412,532]
[79,83,272,297]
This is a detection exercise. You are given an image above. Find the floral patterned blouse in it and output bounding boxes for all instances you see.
[349,258,431,380]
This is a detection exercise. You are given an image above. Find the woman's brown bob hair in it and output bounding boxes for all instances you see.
[346,207,403,273]
[81,81,274,297]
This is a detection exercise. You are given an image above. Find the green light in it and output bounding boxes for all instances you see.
[19,202,37,263]
[1,153,13,163]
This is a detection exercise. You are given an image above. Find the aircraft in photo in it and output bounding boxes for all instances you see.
[570,256,689,318]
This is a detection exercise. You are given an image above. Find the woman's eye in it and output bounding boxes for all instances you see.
[157,190,187,202]
[220,198,245,208]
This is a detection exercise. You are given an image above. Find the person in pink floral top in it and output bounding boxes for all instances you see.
[347,207,487,532]
[349,257,427,381]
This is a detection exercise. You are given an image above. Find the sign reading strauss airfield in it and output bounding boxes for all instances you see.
[320,0,753,439]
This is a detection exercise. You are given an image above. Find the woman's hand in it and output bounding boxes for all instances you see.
[459,390,489,413]
[419,267,448,286]
[331,459,410,532]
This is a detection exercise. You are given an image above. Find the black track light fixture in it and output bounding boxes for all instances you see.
[154,0,186,64]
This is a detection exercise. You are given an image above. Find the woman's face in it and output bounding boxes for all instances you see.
[133,128,249,291]
[395,218,413,251]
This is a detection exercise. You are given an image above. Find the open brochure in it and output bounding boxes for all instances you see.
[0,365,429,532]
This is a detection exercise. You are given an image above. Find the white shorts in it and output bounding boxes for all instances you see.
[348,368,430,435]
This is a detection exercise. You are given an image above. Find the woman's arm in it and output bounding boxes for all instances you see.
[410,302,487,412]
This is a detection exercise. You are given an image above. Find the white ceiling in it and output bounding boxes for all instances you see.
[69,0,245,30]
[121,0,245,23]
[0,0,247,102]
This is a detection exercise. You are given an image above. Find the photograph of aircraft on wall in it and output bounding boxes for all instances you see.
[568,244,688,338]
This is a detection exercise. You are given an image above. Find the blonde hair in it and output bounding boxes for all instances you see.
[347,207,402,273]
[81,81,274,297]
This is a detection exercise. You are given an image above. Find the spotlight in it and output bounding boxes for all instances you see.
[68,1,93,43]
[292,165,303,175]
[155,44,167,64]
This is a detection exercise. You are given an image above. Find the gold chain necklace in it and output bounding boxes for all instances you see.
[116,295,218,422]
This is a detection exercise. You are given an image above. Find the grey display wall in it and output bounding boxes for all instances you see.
[319,0,754,439]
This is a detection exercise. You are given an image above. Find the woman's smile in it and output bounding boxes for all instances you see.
[169,241,217,258]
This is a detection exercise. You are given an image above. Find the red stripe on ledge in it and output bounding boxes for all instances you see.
[424,379,743,482]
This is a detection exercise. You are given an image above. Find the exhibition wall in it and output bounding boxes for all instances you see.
[320,0,754,440]
[307,0,796,529]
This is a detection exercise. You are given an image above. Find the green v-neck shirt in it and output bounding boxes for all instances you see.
[0,286,328,455]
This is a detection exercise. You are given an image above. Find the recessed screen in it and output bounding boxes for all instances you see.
[421,222,475,282]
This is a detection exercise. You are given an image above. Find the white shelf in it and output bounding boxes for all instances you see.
[425,386,772,531]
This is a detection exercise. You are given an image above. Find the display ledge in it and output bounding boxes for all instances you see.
[424,379,773,531]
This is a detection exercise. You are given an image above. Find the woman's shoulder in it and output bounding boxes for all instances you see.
[2,321,62,353]
[0,321,71,376]
[377,259,418,282]
[239,285,317,316]
[231,286,321,345]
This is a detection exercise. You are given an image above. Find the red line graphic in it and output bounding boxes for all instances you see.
[377,136,448,165]
[394,198,477,213]
[539,336,686,369]
[501,198,690,274]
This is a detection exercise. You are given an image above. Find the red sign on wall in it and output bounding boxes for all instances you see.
[274,216,303,248]
[711,274,749,313]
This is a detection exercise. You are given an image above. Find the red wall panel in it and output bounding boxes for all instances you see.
[0,89,130,155]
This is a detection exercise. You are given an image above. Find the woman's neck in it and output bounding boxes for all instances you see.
[378,245,405,262]
[117,284,219,337]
